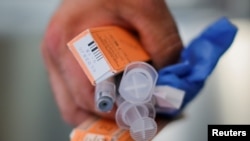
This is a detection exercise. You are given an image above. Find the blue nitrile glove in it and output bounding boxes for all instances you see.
[156,17,238,117]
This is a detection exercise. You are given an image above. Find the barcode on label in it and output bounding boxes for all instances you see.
[73,33,110,82]
[88,41,103,61]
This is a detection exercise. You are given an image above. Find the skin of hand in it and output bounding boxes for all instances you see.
[41,0,183,126]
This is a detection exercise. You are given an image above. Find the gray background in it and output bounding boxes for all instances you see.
[0,0,249,141]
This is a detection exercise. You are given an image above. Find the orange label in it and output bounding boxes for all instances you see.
[70,129,87,141]
[71,129,112,141]
[87,119,119,135]
[70,116,169,141]
[70,117,133,141]
[68,26,150,85]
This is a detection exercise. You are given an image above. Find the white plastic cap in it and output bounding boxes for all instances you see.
[130,117,157,141]
[115,101,156,129]
[116,102,157,141]
[116,101,149,129]
[119,62,158,104]
[154,85,185,110]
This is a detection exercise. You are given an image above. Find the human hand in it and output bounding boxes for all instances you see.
[41,0,182,126]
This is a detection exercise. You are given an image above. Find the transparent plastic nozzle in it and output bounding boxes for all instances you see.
[119,61,158,104]
[116,101,157,141]
[95,80,116,112]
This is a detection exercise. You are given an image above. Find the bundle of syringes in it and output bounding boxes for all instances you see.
[95,61,185,141]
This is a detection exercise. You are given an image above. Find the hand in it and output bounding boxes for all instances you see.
[41,0,183,126]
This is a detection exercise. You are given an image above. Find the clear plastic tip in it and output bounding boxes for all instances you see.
[119,61,158,104]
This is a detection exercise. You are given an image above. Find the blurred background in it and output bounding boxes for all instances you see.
[0,0,249,141]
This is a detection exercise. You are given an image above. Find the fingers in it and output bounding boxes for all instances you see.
[41,0,184,126]
[41,13,117,125]
[41,33,116,126]
[41,41,93,126]
[60,47,117,119]
[118,0,183,69]
[138,3,183,69]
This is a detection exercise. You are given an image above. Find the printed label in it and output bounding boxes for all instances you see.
[84,134,107,141]
[68,26,150,85]
[73,33,110,81]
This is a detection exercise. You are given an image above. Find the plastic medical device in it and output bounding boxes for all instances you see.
[119,61,158,104]
[95,80,116,112]
[116,61,158,141]
[116,97,157,141]
[95,61,184,140]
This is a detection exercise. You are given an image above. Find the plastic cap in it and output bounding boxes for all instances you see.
[154,85,185,110]
[115,101,156,129]
[119,62,158,104]
[130,117,157,141]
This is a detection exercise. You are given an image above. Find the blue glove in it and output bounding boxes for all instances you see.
[157,17,238,117]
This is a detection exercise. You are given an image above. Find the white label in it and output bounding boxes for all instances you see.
[73,33,110,81]
[84,133,105,141]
